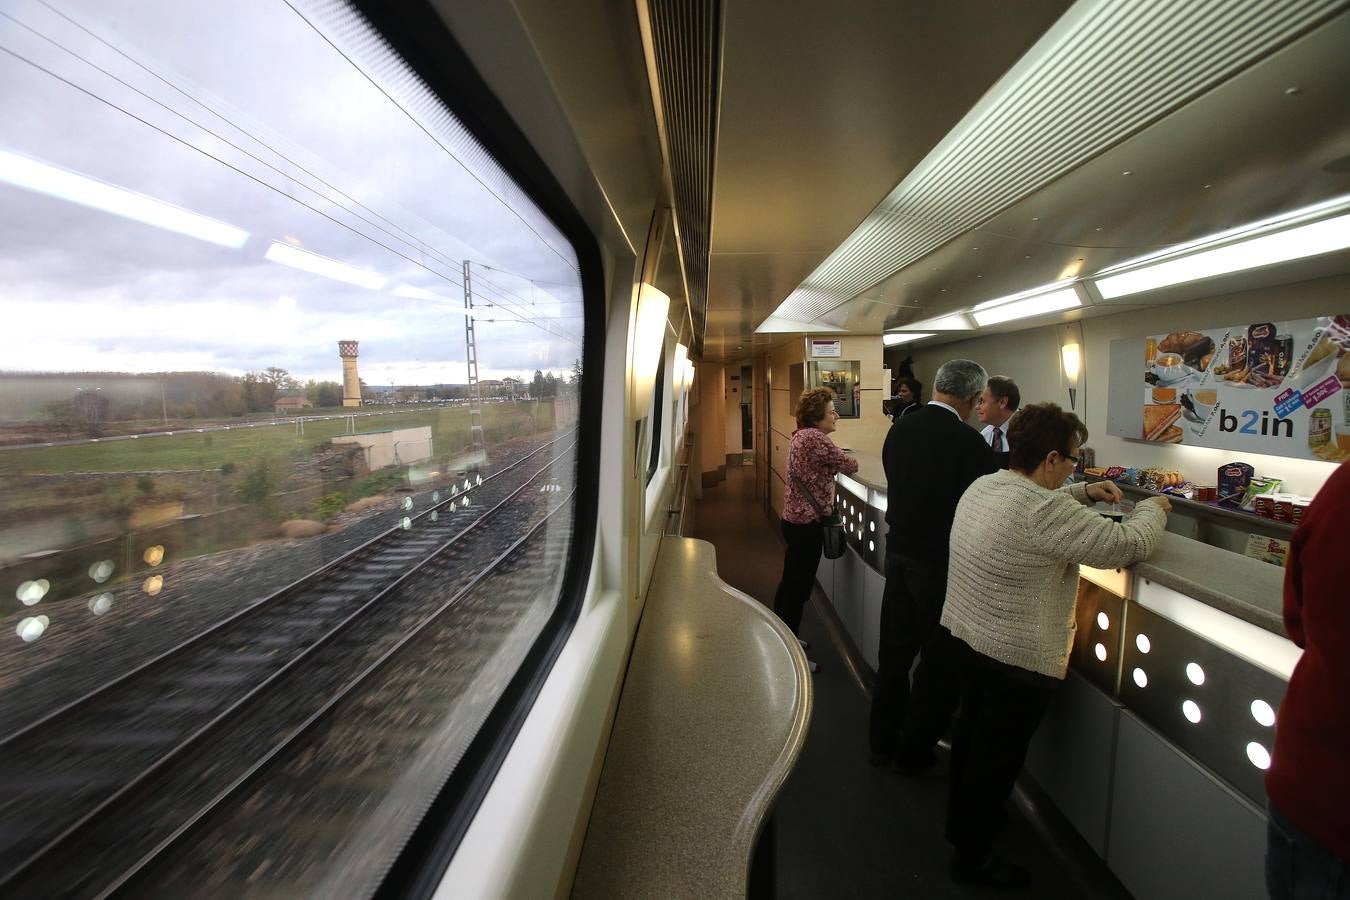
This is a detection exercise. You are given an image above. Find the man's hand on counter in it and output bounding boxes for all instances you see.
[1085,481,1124,504]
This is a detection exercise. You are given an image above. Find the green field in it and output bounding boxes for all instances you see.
[0,402,557,474]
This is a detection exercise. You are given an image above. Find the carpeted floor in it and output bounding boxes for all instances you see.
[693,464,1132,899]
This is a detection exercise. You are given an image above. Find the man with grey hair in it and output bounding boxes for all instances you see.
[870,359,997,771]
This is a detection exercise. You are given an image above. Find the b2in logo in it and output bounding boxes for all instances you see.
[1218,407,1292,438]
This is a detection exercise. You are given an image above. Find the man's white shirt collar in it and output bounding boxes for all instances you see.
[928,400,959,417]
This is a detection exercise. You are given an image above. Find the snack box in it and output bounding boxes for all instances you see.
[1218,461,1255,507]
[1254,494,1278,519]
[1240,475,1283,512]
[1193,485,1218,502]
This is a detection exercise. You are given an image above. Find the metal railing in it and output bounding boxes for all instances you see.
[664,429,696,536]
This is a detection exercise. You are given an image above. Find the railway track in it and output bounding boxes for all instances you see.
[0,435,575,896]
[117,501,573,898]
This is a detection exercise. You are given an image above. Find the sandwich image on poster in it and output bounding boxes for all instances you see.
[1143,403,1184,443]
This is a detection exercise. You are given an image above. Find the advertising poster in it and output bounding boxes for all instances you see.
[1140,315,1350,462]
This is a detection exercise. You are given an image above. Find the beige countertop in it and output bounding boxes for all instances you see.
[835,462,1286,635]
[571,538,812,899]
[1134,532,1285,634]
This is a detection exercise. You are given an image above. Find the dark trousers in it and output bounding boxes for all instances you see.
[945,638,1057,860]
[773,520,822,635]
[869,554,959,759]
[1267,802,1350,899]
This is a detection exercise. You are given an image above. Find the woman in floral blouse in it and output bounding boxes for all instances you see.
[773,387,859,671]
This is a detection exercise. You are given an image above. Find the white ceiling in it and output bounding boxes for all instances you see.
[703,0,1350,361]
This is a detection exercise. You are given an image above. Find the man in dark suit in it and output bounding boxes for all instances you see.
[870,359,996,770]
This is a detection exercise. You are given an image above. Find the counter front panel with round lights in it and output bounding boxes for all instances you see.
[820,463,1297,900]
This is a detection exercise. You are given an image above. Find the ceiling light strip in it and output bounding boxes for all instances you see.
[766,0,1341,324]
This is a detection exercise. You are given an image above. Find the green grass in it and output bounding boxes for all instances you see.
[0,402,556,474]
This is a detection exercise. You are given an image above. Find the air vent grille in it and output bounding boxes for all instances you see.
[772,0,1346,324]
[647,0,721,348]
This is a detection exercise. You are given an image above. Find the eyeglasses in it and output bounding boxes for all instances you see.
[1062,452,1080,464]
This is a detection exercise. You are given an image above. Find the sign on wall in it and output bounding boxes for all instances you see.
[809,339,841,358]
[1139,315,1350,462]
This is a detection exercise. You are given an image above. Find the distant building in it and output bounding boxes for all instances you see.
[479,378,505,398]
[275,395,313,413]
[338,340,362,407]
[501,376,521,399]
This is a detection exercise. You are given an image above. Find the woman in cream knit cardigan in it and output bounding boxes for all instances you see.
[939,403,1170,890]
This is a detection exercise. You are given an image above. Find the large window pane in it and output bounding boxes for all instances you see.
[0,1,584,894]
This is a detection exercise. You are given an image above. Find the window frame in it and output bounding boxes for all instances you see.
[341,2,605,895]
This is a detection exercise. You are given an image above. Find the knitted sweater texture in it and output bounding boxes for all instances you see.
[942,470,1167,679]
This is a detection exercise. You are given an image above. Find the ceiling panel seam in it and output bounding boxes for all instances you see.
[767,0,1347,327]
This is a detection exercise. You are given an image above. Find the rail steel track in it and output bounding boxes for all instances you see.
[0,434,575,895]
[113,500,573,898]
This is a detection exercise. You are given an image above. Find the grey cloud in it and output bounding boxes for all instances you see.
[0,0,584,387]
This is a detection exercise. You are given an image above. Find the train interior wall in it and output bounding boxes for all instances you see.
[905,272,1348,495]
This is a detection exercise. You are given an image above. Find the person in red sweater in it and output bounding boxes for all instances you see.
[1265,460,1350,899]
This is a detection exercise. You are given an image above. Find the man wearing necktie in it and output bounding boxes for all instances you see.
[978,375,1019,469]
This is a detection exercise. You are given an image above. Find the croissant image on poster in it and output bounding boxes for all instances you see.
[1139,315,1350,462]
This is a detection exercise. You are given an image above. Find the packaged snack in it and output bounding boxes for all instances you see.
[1246,323,1286,387]
[1240,475,1283,511]
[1217,462,1254,507]
[1193,486,1218,502]
[1245,533,1291,567]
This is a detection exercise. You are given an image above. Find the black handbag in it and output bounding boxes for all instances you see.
[790,471,847,559]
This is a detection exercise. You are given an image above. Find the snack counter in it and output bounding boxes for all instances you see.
[818,459,1297,900]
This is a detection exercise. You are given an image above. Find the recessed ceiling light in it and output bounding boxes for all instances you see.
[902,312,973,331]
[1122,170,1133,176]
[1032,217,1039,221]
[971,283,1081,326]
[1024,255,1032,259]
[1203,183,1213,188]
[882,332,935,346]
[1284,86,1301,95]
[1094,199,1350,299]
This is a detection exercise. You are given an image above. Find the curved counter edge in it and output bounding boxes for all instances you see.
[570,537,812,899]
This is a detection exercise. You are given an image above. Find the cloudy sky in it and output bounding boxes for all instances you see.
[0,0,585,390]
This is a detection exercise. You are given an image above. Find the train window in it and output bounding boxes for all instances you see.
[645,340,667,485]
[0,0,593,895]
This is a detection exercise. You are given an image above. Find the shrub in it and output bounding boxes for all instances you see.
[239,458,277,508]
[348,468,406,501]
[135,475,155,494]
[311,492,348,521]
[220,462,237,476]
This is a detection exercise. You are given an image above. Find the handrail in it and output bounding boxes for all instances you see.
[664,427,696,536]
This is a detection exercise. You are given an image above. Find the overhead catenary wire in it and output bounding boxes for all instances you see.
[0,7,466,288]
[30,0,465,276]
[1,11,582,354]
[281,0,578,274]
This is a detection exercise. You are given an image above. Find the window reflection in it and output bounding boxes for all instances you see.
[0,0,583,894]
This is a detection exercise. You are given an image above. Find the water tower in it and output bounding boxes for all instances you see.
[338,341,362,407]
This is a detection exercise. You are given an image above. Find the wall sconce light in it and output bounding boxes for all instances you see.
[1061,341,1082,410]
[633,283,671,414]
[673,342,690,394]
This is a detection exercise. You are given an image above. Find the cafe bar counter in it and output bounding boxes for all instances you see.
[819,457,1297,900]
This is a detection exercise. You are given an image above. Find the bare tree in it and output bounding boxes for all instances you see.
[72,389,110,436]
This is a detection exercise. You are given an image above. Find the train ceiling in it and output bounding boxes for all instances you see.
[701,0,1350,360]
